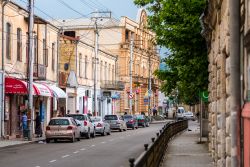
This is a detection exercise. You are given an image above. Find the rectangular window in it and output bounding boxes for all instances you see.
[34,35,38,64]
[112,65,115,82]
[52,43,55,71]
[92,58,95,80]
[17,28,22,61]
[6,23,11,60]
[85,56,87,78]
[79,53,82,77]
[43,39,48,66]
[100,61,103,82]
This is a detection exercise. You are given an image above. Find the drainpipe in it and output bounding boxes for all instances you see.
[229,0,241,166]
[1,0,10,138]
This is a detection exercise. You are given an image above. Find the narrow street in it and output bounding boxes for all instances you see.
[0,123,166,167]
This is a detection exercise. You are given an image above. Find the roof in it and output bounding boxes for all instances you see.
[51,17,120,29]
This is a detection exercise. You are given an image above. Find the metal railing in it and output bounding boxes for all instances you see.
[129,120,188,167]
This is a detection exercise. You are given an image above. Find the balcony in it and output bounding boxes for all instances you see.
[100,80,125,90]
[133,76,148,84]
[33,64,46,80]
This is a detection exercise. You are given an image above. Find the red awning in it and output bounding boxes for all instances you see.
[5,77,52,96]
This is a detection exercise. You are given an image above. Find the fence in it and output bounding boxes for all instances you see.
[129,120,188,167]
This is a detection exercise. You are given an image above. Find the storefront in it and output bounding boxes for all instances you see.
[4,77,53,139]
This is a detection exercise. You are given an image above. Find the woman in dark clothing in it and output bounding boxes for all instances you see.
[35,112,42,137]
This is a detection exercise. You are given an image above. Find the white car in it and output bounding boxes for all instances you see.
[183,111,195,121]
[176,107,185,120]
[91,116,111,136]
[67,114,95,139]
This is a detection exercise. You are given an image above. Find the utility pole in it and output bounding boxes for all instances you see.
[148,52,152,120]
[1,0,10,138]
[92,11,111,117]
[94,19,99,117]
[129,36,134,115]
[28,0,34,140]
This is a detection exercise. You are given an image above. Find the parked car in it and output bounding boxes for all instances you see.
[183,111,195,121]
[103,115,127,132]
[123,115,138,130]
[176,107,185,120]
[136,115,150,127]
[45,117,81,143]
[91,116,111,136]
[67,114,95,139]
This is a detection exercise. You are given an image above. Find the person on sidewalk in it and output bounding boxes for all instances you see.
[35,112,42,137]
[21,112,28,138]
[153,106,158,116]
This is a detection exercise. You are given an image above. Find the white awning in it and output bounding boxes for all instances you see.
[33,82,53,97]
[49,85,67,98]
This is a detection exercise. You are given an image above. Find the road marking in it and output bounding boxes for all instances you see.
[73,151,79,154]
[80,148,86,150]
[62,155,70,158]
[49,160,57,163]
[91,145,95,147]
[101,141,106,144]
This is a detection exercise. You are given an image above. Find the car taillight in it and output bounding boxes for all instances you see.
[67,126,73,130]
[84,121,87,126]
[97,123,102,127]
[46,126,50,130]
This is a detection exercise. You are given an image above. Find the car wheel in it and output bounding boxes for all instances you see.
[77,135,80,141]
[54,139,58,143]
[86,129,91,139]
[101,128,106,136]
[132,126,135,130]
[71,135,75,143]
[119,128,122,132]
[46,139,50,143]
[91,129,96,138]
[107,130,111,135]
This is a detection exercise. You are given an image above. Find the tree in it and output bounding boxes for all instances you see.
[134,0,208,105]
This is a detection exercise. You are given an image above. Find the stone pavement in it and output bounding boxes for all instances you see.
[162,120,214,167]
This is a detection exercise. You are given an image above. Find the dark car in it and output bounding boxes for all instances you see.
[136,115,150,127]
[123,115,138,130]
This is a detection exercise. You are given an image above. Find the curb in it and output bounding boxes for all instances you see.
[0,138,45,150]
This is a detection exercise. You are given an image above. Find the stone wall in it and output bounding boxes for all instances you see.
[206,0,231,166]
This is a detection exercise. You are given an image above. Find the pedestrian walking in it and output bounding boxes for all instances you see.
[153,106,158,116]
[35,112,42,137]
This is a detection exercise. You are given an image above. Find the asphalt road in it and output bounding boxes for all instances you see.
[0,122,167,167]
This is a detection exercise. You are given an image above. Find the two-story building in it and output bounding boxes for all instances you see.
[1,1,66,139]
[55,9,160,115]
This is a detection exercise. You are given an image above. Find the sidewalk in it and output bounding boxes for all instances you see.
[162,120,213,167]
[0,136,45,149]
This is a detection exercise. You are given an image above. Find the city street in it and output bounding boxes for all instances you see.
[0,122,166,167]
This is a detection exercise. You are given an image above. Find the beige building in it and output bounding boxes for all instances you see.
[58,33,120,116]
[0,1,65,139]
[55,9,160,115]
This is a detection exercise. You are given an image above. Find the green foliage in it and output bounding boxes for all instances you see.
[134,0,208,105]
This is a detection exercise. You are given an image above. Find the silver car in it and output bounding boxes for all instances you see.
[104,115,127,132]
[67,114,95,139]
[91,116,111,136]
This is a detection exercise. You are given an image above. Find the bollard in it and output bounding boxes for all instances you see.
[144,144,149,151]
[151,137,155,142]
[129,158,135,167]
[156,132,159,137]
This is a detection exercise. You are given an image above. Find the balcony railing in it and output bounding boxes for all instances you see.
[100,80,125,90]
[33,63,46,80]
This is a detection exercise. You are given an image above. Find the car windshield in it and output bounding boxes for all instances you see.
[136,115,144,119]
[49,119,69,125]
[178,109,184,113]
[92,118,101,122]
[123,115,133,119]
[104,115,118,120]
[67,115,86,121]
